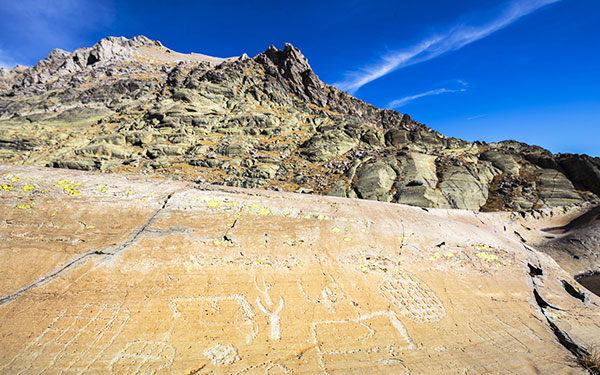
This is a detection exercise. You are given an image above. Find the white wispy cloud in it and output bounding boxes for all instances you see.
[467,114,487,120]
[388,87,466,108]
[334,0,560,93]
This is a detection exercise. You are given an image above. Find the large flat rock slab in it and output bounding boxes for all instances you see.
[0,165,598,374]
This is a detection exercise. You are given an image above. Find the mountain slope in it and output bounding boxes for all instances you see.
[1,35,599,211]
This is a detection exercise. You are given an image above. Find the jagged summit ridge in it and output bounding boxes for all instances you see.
[0,35,599,212]
[0,35,231,90]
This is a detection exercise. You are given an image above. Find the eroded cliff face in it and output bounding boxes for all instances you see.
[0,164,599,374]
[1,36,599,211]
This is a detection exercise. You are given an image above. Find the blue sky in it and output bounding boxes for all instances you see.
[0,0,598,156]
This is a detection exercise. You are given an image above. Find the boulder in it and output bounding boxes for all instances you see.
[51,159,97,171]
[538,169,583,207]
[326,180,347,197]
[78,144,131,159]
[439,166,491,210]
[301,127,359,162]
[355,160,397,201]
[145,144,185,159]
[480,151,520,175]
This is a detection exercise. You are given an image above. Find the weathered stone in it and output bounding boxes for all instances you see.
[360,128,384,147]
[439,166,491,210]
[0,164,599,375]
[300,128,359,162]
[0,35,598,212]
[326,180,347,197]
[145,144,185,159]
[51,158,97,171]
[217,141,248,157]
[355,160,397,200]
[538,169,583,207]
[480,150,520,175]
[384,129,410,148]
[78,143,131,159]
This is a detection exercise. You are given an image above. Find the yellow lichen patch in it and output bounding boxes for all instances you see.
[0,184,13,192]
[97,184,108,193]
[22,184,35,192]
[343,237,351,242]
[15,202,35,210]
[206,200,220,209]
[256,207,271,215]
[331,227,341,233]
[10,176,22,182]
[15,201,35,213]
[472,243,490,251]
[476,251,498,263]
[429,252,442,261]
[55,179,82,196]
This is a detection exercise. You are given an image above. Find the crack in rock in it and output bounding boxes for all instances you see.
[0,191,177,306]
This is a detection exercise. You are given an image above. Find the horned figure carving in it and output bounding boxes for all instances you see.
[254,275,284,340]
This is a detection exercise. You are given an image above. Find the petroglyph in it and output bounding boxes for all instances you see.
[311,311,416,374]
[109,341,175,374]
[203,343,241,365]
[379,272,446,323]
[297,275,346,313]
[255,275,284,341]
[169,295,257,344]
[1,303,129,374]
[255,275,274,307]
[234,360,296,375]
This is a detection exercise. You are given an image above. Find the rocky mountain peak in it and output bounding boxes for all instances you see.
[0,36,598,213]
[259,43,312,73]
[1,35,166,90]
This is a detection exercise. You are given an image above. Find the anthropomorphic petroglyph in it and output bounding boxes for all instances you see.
[297,274,346,313]
[379,272,446,323]
[109,341,175,374]
[1,304,129,375]
[255,275,284,341]
[169,295,257,344]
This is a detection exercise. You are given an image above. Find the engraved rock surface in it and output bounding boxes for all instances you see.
[0,164,599,374]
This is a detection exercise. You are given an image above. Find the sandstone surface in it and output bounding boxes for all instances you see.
[1,164,599,374]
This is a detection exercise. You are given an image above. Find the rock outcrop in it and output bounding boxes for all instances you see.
[0,36,599,212]
[0,164,599,374]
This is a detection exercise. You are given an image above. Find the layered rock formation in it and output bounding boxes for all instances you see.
[1,36,599,211]
[1,164,599,374]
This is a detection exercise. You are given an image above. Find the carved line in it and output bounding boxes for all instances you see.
[169,295,257,344]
